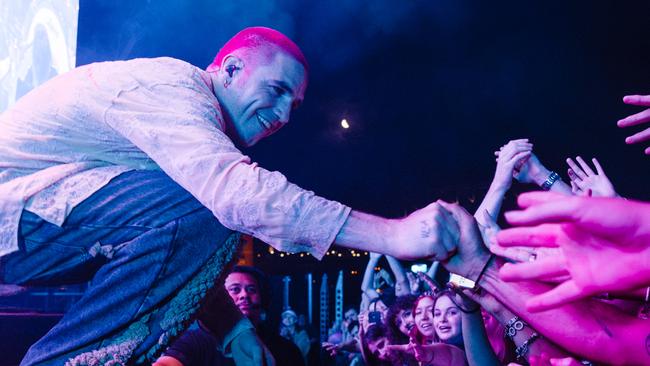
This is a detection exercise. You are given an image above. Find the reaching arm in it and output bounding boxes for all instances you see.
[361,253,382,300]
[516,153,572,195]
[462,289,569,364]
[439,199,650,365]
[334,204,460,261]
[477,139,532,221]
[386,255,410,296]
[478,260,650,365]
[461,310,501,366]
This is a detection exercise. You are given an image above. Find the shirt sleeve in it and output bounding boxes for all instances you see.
[103,70,349,259]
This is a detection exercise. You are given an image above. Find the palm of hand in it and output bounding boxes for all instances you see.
[501,222,650,310]
[560,224,649,294]
[571,175,616,198]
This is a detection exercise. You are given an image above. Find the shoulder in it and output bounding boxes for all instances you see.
[163,327,218,364]
[88,57,208,91]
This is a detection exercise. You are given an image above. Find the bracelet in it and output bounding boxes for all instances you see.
[515,332,540,360]
[504,316,526,339]
[472,254,495,293]
[541,171,560,191]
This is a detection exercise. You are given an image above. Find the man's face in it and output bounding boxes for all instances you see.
[220,51,307,147]
[282,311,297,327]
[224,272,262,324]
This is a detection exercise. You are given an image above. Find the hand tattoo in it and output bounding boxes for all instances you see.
[420,220,435,239]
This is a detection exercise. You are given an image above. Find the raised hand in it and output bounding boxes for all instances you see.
[496,192,650,311]
[493,139,533,190]
[321,342,342,357]
[617,94,650,154]
[407,271,423,294]
[566,156,617,197]
[417,271,442,292]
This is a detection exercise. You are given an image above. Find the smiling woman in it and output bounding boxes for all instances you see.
[412,290,464,347]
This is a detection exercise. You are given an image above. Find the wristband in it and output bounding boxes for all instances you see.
[541,171,560,190]
[515,332,540,360]
[472,254,495,292]
[504,315,526,339]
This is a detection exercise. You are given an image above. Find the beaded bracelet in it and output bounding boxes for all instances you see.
[515,332,540,360]
[504,315,526,339]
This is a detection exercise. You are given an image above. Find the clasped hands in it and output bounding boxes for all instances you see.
[394,200,493,283]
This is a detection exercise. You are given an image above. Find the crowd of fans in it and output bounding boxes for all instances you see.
[155,94,650,365]
[316,94,650,366]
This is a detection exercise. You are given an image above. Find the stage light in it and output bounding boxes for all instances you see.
[341,119,350,129]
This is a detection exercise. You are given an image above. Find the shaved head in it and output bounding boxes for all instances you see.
[208,27,308,73]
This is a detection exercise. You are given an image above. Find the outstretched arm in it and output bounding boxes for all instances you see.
[385,255,410,296]
[361,253,382,300]
[461,289,570,364]
[455,294,501,366]
[334,204,460,261]
[512,153,572,195]
[476,139,532,221]
[478,262,650,365]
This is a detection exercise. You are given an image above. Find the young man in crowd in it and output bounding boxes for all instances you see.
[154,266,304,366]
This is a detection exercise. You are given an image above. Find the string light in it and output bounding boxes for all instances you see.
[341,119,350,129]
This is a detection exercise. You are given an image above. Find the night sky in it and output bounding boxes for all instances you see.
[78,1,650,218]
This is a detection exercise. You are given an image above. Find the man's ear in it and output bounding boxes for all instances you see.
[221,55,244,79]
